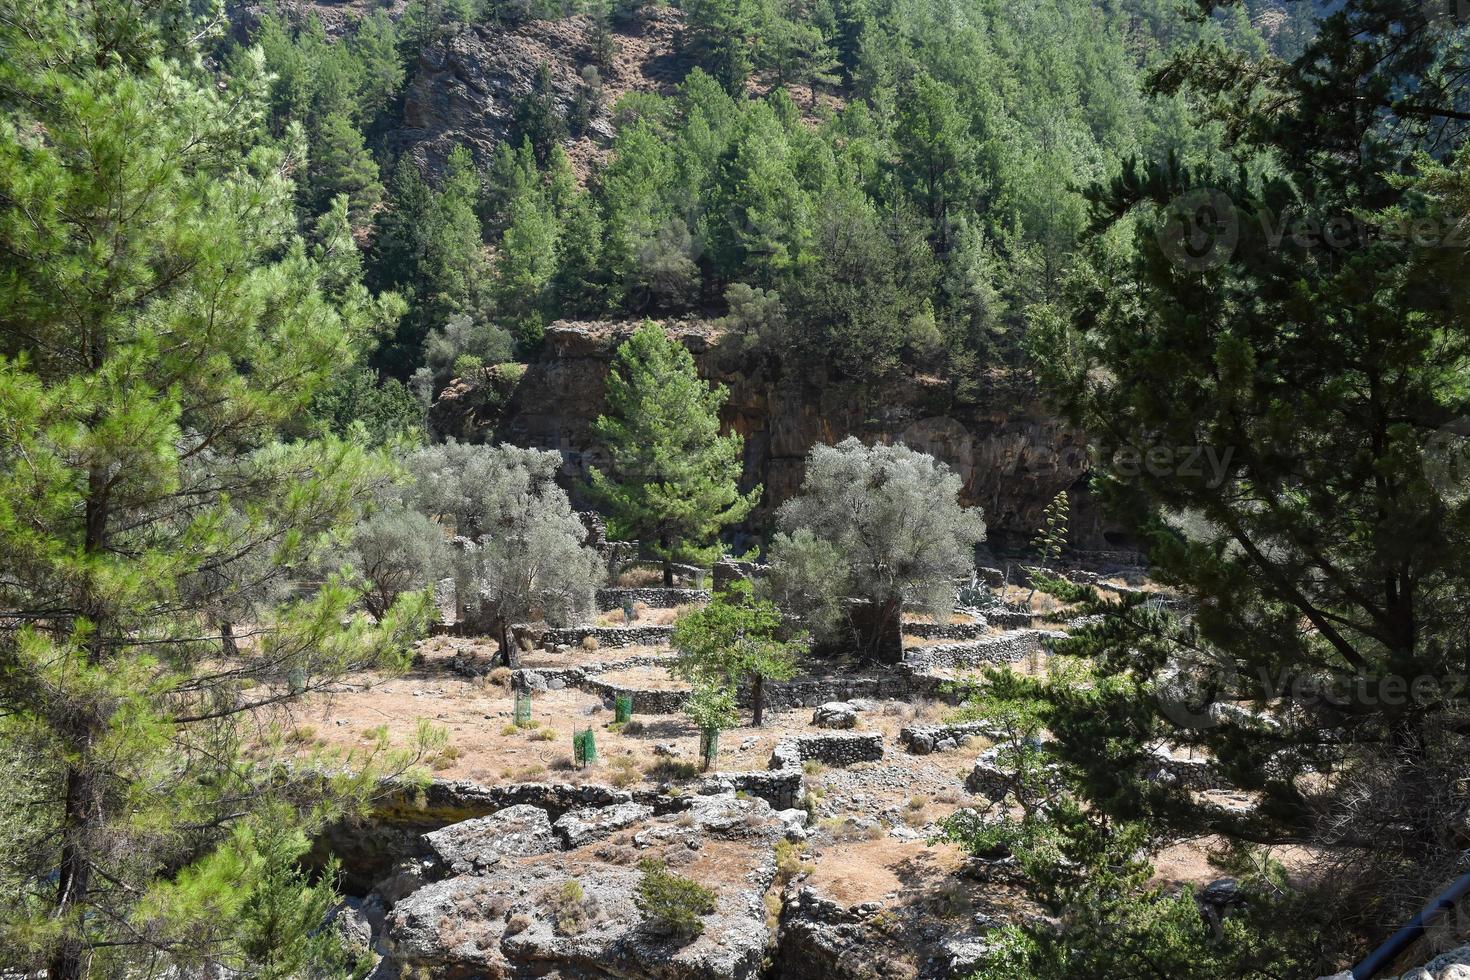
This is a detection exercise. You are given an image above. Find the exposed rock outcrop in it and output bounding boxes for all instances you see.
[432,319,1114,551]
[380,793,784,979]
[391,9,691,178]
[423,803,558,875]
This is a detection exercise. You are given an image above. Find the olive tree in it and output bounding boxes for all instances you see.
[766,438,986,661]
[405,442,602,665]
[345,505,452,621]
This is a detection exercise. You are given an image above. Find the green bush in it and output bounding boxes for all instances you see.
[453,352,485,378]
[634,858,717,940]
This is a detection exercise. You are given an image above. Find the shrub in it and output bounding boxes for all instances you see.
[530,728,557,742]
[622,719,645,735]
[581,635,600,652]
[609,755,641,789]
[774,840,802,884]
[487,666,513,687]
[453,352,485,378]
[634,858,717,940]
[543,878,598,935]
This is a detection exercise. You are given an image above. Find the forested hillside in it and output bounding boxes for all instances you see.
[234,0,1289,410]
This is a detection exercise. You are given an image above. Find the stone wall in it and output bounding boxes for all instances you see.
[595,586,709,611]
[771,733,884,769]
[984,610,1035,629]
[539,624,674,650]
[753,672,918,709]
[899,721,1001,755]
[901,620,989,641]
[699,769,802,810]
[578,677,689,714]
[515,655,686,714]
[900,629,1063,671]
[516,659,966,714]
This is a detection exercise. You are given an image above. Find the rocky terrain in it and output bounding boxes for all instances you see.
[284,568,1240,979]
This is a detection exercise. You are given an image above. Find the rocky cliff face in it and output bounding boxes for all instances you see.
[431,320,1119,552]
[391,8,690,178]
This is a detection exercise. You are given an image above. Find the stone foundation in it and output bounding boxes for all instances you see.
[771,733,885,769]
[898,721,1002,754]
[901,620,989,641]
[699,769,802,810]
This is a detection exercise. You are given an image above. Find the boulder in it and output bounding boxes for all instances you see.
[554,801,654,848]
[325,899,374,963]
[944,936,995,975]
[423,804,557,875]
[386,875,516,977]
[1195,876,1243,939]
[776,808,810,843]
[680,792,781,842]
[812,702,858,729]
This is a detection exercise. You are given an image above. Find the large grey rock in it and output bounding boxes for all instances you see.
[424,804,557,875]
[812,701,858,729]
[682,792,780,841]
[944,936,995,974]
[385,822,778,979]
[326,899,374,963]
[965,748,1014,802]
[554,801,654,848]
[386,875,517,976]
[776,808,810,843]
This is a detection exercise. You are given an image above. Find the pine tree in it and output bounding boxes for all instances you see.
[515,62,568,167]
[587,323,760,584]
[308,111,385,227]
[993,0,1470,965]
[0,9,436,976]
[682,0,755,95]
[371,149,489,371]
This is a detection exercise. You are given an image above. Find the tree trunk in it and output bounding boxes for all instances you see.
[499,621,519,669]
[52,467,110,979]
[220,618,239,658]
[752,673,765,727]
[50,761,97,980]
